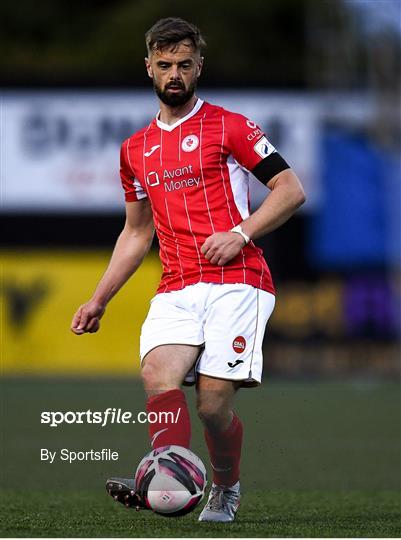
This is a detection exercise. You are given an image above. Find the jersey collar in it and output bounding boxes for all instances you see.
[155,98,204,132]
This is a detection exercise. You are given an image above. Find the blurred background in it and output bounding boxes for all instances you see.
[0,0,401,377]
[1,0,400,535]
[2,0,400,376]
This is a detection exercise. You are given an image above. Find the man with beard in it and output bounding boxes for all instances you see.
[71,17,305,522]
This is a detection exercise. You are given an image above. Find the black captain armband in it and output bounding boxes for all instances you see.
[252,153,290,185]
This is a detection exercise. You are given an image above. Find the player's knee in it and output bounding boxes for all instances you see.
[141,361,162,393]
[141,360,177,396]
[197,400,228,431]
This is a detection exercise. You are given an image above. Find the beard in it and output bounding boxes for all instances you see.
[154,78,197,107]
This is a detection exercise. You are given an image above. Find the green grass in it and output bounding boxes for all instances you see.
[1,378,400,537]
[1,489,399,537]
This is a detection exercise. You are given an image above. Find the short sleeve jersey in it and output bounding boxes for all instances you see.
[120,99,289,295]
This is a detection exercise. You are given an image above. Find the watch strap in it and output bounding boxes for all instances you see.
[230,225,250,245]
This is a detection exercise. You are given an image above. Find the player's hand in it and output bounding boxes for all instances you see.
[201,232,245,266]
[71,300,105,335]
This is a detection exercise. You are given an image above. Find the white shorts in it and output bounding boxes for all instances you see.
[140,282,275,386]
[140,283,275,386]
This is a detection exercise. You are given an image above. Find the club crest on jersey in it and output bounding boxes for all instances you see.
[253,136,276,159]
[232,336,246,353]
[181,134,199,152]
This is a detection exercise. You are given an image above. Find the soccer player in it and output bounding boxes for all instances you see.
[71,17,305,522]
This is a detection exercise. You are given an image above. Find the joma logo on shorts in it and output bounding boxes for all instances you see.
[228,359,244,368]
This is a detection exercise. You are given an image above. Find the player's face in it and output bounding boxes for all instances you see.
[145,40,203,107]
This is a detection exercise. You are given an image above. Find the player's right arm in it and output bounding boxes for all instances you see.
[71,198,154,335]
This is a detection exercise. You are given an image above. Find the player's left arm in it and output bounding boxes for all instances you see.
[201,112,305,266]
[241,167,305,240]
[201,168,305,265]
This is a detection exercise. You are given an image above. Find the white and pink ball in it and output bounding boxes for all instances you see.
[135,445,207,517]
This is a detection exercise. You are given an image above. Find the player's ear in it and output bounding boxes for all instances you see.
[196,57,204,78]
[145,57,153,78]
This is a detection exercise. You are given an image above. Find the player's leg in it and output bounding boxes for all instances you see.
[107,287,205,508]
[141,344,200,449]
[196,375,242,522]
[138,287,205,449]
[197,375,242,484]
[195,284,275,522]
[141,344,200,396]
[107,345,200,509]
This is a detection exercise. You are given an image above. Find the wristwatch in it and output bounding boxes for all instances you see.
[230,224,250,245]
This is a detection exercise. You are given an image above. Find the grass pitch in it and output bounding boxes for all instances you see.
[1,378,400,537]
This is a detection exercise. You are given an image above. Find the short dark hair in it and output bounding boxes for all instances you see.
[145,17,206,55]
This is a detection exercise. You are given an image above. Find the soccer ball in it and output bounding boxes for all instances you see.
[135,445,207,517]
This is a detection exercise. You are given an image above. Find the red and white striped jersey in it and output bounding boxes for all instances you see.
[120,99,287,295]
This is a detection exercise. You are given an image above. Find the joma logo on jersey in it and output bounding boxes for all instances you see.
[144,145,160,157]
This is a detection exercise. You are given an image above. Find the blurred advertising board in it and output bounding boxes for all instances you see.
[1,251,161,375]
[2,90,374,214]
[2,91,154,213]
[270,276,400,341]
[2,250,399,376]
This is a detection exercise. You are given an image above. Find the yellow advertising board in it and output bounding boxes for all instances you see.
[1,250,161,375]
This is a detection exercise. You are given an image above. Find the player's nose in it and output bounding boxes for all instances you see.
[169,65,180,80]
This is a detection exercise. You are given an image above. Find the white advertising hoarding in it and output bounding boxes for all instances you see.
[2,91,155,212]
[2,90,370,213]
